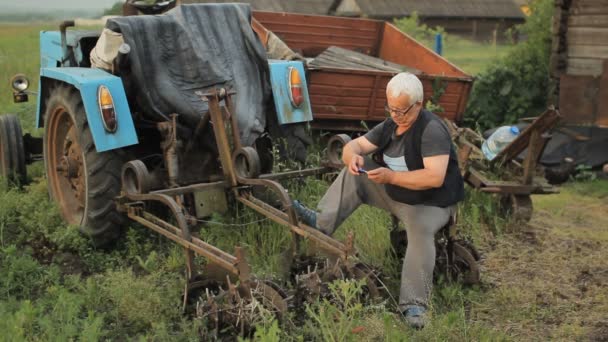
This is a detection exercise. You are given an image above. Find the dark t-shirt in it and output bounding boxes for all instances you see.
[364,119,452,171]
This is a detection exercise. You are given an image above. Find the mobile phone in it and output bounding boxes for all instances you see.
[357,168,367,174]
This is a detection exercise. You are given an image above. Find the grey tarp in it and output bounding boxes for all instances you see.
[540,126,608,168]
[106,3,271,146]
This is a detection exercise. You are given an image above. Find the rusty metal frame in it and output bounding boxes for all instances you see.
[117,87,356,291]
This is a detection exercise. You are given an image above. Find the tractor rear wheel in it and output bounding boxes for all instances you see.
[0,114,27,186]
[44,85,125,246]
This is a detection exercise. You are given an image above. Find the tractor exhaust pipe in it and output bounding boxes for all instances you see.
[59,20,76,67]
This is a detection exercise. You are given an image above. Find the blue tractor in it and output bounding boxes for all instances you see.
[2,3,382,327]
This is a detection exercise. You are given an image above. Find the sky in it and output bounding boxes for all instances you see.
[2,0,122,12]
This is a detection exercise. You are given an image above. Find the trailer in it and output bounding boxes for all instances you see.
[252,11,474,131]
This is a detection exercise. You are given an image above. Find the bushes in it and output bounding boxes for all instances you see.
[393,12,446,45]
[464,0,555,130]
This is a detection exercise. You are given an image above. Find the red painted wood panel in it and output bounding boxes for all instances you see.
[379,24,468,78]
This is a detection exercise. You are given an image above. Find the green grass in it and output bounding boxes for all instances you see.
[413,35,516,76]
[0,23,56,132]
[442,37,515,75]
[1,22,607,341]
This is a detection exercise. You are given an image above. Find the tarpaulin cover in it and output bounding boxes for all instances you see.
[540,126,608,168]
[106,3,271,145]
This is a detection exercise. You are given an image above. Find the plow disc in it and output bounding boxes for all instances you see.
[292,256,390,305]
[193,277,289,337]
[188,256,391,337]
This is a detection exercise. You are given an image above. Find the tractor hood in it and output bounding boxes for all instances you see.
[106,3,271,146]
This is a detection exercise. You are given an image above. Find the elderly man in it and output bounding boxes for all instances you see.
[293,72,464,328]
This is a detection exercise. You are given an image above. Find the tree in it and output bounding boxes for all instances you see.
[464,0,554,130]
[103,1,125,16]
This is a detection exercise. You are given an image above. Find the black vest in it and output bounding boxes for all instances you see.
[374,110,464,207]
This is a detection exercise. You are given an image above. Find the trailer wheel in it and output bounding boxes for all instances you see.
[500,194,533,222]
[232,147,261,179]
[0,114,27,186]
[44,85,125,246]
[327,134,351,167]
[449,241,481,285]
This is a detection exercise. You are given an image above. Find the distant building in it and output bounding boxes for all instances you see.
[334,0,526,42]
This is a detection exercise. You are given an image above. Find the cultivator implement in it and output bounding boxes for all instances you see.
[115,88,387,332]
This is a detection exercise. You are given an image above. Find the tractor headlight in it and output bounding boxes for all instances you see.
[10,74,30,92]
[98,85,118,133]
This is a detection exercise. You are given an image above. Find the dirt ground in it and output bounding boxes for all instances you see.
[472,182,608,341]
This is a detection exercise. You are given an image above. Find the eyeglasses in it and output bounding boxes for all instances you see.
[385,102,417,117]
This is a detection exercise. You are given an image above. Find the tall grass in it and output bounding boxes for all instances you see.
[1,20,605,341]
[443,37,515,75]
[0,23,55,132]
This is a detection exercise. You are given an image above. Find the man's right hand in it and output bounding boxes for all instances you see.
[348,154,365,175]
[342,136,378,175]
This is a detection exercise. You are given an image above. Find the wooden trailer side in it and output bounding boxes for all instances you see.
[253,11,384,57]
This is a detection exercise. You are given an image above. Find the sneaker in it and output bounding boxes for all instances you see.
[291,200,317,228]
[402,305,427,329]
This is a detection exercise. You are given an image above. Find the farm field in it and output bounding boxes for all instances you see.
[1,22,607,341]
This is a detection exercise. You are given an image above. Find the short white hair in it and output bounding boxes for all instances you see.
[386,72,423,105]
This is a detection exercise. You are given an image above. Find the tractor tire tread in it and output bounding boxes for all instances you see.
[44,84,126,247]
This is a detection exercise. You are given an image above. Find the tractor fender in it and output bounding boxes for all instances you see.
[36,67,138,152]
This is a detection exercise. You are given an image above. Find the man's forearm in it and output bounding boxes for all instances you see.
[389,169,444,190]
[342,141,362,166]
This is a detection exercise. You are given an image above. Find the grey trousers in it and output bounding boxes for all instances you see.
[316,161,455,310]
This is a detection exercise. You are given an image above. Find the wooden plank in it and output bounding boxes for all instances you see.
[312,95,369,107]
[308,84,372,97]
[567,27,608,45]
[262,19,380,57]
[311,104,372,114]
[567,57,605,76]
[522,130,541,185]
[309,71,376,87]
[268,29,377,44]
[367,75,380,121]
[254,11,382,31]
[312,111,368,120]
[598,59,608,127]
[379,23,469,78]
[570,0,608,15]
[559,74,600,124]
[568,14,608,27]
[568,44,608,59]
[259,22,379,37]
[277,33,377,49]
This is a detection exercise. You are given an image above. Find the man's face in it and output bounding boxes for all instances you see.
[386,92,421,127]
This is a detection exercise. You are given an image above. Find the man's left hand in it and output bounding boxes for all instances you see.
[367,167,393,184]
